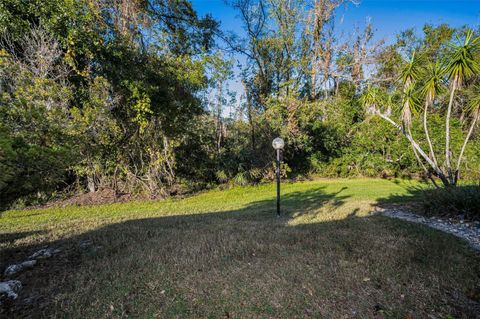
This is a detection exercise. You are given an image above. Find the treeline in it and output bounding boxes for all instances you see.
[0,0,479,208]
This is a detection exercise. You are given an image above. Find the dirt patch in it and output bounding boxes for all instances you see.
[34,185,194,209]
[40,189,139,208]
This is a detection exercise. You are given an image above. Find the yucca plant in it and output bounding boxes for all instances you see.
[455,84,480,183]
[421,61,446,167]
[399,52,422,130]
[444,30,480,184]
[398,52,432,178]
[363,30,480,188]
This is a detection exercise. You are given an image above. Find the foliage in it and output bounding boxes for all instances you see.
[0,0,479,208]
[422,184,480,221]
[0,0,217,207]
[364,28,480,187]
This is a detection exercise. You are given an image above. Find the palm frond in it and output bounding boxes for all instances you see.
[466,84,480,116]
[399,51,423,87]
[401,85,420,127]
[361,85,388,114]
[445,30,480,86]
[421,61,446,103]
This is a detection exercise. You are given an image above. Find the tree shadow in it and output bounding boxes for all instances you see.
[375,185,427,211]
[0,230,47,245]
[0,187,347,265]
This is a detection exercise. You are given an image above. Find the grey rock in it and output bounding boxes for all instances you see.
[79,240,93,249]
[4,260,37,276]
[380,209,480,251]
[0,280,22,301]
[29,248,61,260]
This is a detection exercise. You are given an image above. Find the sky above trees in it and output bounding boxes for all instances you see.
[192,0,480,99]
[193,0,479,38]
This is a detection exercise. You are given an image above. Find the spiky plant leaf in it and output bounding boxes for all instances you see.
[421,61,446,104]
[361,85,387,114]
[399,51,423,87]
[401,85,420,127]
[466,84,480,117]
[445,30,480,86]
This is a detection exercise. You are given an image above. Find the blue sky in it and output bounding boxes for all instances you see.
[191,0,480,113]
[192,0,479,41]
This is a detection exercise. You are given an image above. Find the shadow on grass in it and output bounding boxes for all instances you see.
[0,187,346,269]
[1,186,479,318]
[0,230,47,245]
[375,184,427,210]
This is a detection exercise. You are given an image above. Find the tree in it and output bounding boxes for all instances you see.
[444,30,479,184]
[421,61,444,168]
[364,30,480,187]
[456,84,480,183]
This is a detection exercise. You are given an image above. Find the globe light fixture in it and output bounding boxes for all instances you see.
[272,137,285,150]
[272,137,285,217]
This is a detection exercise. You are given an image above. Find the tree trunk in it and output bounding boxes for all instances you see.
[216,83,223,154]
[445,76,457,185]
[376,112,450,187]
[423,97,438,166]
[311,67,317,99]
[454,110,479,184]
[242,80,256,150]
[407,126,429,174]
[87,174,96,193]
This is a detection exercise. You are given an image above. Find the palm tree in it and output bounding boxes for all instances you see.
[421,61,445,167]
[363,54,452,187]
[361,84,449,186]
[401,84,420,130]
[455,84,480,183]
[361,84,386,115]
[444,31,480,185]
[399,51,422,90]
[399,52,426,173]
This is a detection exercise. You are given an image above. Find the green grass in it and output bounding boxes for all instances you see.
[1,178,479,318]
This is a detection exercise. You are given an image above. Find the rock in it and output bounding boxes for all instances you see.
[29,248,61,260]
[4,260,37,276]
[79,240,93,249]
[0,280,22,302]
[380,208,480,252]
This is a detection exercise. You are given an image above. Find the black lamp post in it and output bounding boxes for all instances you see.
[272,137,285,217]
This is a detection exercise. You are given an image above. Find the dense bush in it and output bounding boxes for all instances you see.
[422,185,480,221]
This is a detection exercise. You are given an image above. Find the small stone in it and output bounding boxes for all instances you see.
[79,240,93,249]
[0,280,22,300]
[29,248,61,259]
[381,209,480,252]
[4,260,37,276]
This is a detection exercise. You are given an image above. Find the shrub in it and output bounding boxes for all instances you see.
[422,185,480,221]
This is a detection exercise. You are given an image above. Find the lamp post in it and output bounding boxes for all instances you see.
[272,137,285,217]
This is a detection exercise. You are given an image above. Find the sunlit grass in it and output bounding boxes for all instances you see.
[1,178,421,230]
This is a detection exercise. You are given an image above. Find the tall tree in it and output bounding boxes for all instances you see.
[444,31,479,184]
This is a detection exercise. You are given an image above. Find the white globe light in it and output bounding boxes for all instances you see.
[272,137,285,150]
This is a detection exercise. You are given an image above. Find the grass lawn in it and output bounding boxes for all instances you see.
[1,178,479,318]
